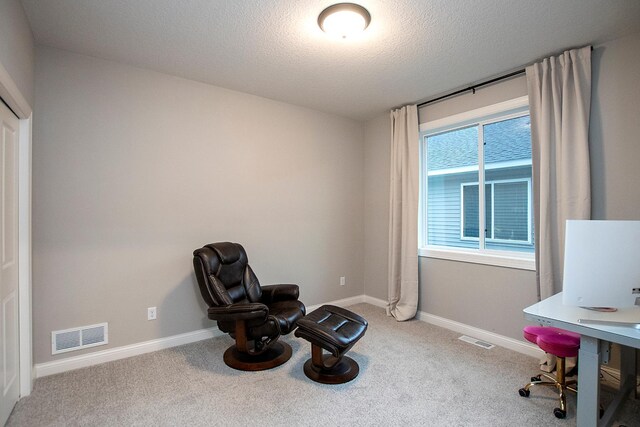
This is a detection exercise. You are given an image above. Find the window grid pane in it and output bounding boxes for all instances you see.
[493,181,529,242]
[462,184,479,238]
[426,125,478,250]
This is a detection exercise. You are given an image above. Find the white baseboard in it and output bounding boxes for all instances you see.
[362,295,542,359]
[600,365,622,389]
[35,327,224,378]
[306,294,366,313]
[363,295,387,308]
[35,294,368,378]
[416,311,542,358]
[601,365,640,392]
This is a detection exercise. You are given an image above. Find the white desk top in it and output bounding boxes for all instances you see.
[523,292,640,349]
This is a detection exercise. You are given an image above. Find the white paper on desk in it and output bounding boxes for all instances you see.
[577,318,640,328]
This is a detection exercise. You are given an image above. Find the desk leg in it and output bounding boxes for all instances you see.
[578,335,600,427]
[598,345,636,426]
[619,346,636,399]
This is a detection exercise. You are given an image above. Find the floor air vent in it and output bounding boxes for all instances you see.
[52,323,108,355]
[458,335,495,349]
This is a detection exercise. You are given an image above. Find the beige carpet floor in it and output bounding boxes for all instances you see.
[8,303,640,426]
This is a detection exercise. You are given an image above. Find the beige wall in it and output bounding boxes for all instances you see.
[32,47,365,364]
[0,0,34,106]
[363,31,640,341]
[590,32,640,220]
[363,114,390,301]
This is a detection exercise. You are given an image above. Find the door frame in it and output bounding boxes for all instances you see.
[0,60,33,397]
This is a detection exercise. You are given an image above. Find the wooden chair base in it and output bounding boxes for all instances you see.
[223,341,292,371]
[303,354,360,384]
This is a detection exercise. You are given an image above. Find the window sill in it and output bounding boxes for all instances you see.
[418,247,536,271]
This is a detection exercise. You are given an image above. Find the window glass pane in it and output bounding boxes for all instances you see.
[484,115,532,168]
[493,181,528,241]
[426,125,478,249]
[462,184,492,239]
[462,185,478,238]
[483,115,534,253]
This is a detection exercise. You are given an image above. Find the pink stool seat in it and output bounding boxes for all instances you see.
[523,325,580,357]
[537,333,580,358]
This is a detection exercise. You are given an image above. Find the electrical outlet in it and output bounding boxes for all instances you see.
[147,307,157,320]
[340,276,346,286]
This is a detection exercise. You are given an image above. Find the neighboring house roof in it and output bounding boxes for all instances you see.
[426,115,531,171]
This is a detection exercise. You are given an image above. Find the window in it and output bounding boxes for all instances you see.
[419,97,535,270]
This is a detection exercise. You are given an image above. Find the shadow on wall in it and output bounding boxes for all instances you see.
[156,270,213,339]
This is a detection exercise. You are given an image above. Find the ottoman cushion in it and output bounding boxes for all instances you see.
[296,305,367,356]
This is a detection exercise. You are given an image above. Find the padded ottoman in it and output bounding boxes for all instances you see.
[294,305,368,384]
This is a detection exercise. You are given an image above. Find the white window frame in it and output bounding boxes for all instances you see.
[460,178,532,245]
[419,96,535,271]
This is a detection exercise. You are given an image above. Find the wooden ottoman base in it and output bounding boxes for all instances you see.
[302,344,360,384]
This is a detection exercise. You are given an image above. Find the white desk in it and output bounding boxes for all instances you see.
[524,293,640,426]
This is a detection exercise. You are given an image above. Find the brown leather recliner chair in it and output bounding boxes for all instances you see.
[193,242,305,371]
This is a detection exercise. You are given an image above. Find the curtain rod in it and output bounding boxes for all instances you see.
[416,69,525,108]
[0,96,19,119]
[417,46,593,108]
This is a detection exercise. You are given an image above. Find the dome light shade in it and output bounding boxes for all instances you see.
[318,3,371,38]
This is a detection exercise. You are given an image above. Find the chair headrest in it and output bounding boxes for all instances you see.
[206,242,244,265]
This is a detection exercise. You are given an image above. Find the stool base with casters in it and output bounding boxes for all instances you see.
[518,326,580,419]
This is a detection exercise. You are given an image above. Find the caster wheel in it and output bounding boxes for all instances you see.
[553,408,566,419]
[531,375,541,382]
[518,388,530,397]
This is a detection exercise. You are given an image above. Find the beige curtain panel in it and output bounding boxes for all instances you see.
[387,105,419,321]
[526,46,592,300]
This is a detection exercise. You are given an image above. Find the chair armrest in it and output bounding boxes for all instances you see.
[260,284,300,304]
[207,303,268,322]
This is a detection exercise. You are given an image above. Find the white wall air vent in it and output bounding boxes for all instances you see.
[52,323,108,355]
[458,335,495,349]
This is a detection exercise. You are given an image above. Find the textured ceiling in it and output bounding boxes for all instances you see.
[20,0,640,121]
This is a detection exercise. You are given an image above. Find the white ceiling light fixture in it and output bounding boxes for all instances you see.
[318,3,371,39]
